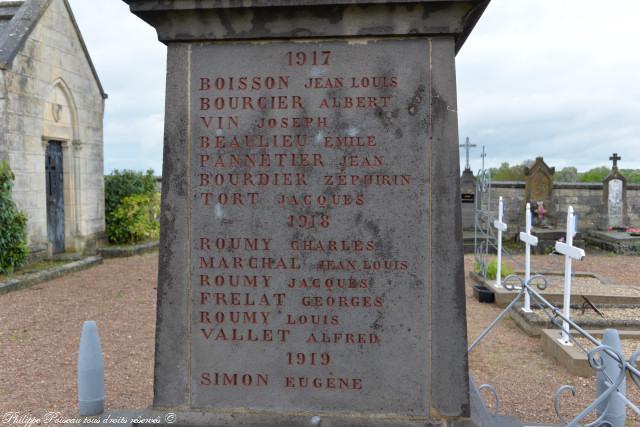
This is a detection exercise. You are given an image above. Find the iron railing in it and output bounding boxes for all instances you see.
[468,274,640,426]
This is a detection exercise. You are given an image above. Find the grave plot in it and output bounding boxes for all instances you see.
[471,270,640,307]
[585,230,640,255]
[540,329,640,377]
[511,303,640,337]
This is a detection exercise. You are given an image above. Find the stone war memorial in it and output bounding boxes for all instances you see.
[124,1,492,426]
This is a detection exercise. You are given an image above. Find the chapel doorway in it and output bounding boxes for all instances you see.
[45,141,65,253]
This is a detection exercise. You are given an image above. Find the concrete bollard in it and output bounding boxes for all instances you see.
[596,329,626,427]
[77,320,105,416]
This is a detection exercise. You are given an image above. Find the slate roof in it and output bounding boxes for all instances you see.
[0,0,106,98]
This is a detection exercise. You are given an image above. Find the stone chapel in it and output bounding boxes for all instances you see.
[0,0,106,256]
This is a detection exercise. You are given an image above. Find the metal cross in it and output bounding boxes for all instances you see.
[492,196,508,288]
[480,145,487,172]
[609,153,621,169]
[555,205,585,345]
[459,137,477,170]
[519,202,539,312]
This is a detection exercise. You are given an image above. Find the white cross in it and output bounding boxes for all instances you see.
[555,206,585,346]
[519,203,538,312]
[492,197,508,288]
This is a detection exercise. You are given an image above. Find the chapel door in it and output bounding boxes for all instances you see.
[45,141,65,253]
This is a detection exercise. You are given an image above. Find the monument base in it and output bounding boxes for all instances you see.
[138,411,467,427]
[585,230,640,255]
[75,410,470,427]
[72,378,524,427]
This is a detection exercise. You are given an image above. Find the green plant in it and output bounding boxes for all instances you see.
[104,169,159,245]
[578,166,610,183]
[474,260,484,274]
[484,258,514,280]
[104,169,156,218]
[0,161,29,274]
[106,192,160,244]
[489,162,528,181]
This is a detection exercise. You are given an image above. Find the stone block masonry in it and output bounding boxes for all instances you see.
[487,181,640,234]
[0,0,106,255]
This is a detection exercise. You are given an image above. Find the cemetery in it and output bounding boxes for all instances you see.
[0,0,639,426]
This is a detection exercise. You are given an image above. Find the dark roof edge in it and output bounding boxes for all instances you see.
[0,0,50,69]
[62,0,107,99]
[124,0,490,49]
[0,0,107,99]
[124,0,487,9]
[455,0,490,54]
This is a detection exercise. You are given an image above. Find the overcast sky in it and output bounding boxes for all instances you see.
[68,0,640,175]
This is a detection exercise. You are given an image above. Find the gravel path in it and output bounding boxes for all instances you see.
[0,252,638,424]
[0,253,156,418]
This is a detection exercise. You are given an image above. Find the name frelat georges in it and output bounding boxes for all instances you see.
[193,48,410,391]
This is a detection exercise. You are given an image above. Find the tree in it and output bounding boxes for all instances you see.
[104,169,159,244]
[554,167,578,182]
[620,169,640,184]
[578,166,609,183]
[490,162,526,181]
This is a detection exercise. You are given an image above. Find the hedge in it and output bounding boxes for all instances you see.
[0,161,29,273]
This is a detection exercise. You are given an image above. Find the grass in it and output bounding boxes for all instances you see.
[0,259,70,282]
[104,239,157,249]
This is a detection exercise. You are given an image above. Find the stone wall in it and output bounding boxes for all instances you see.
[486,181,640,236]
[0,0,105,254]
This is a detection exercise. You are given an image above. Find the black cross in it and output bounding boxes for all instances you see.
[609,153,621,169]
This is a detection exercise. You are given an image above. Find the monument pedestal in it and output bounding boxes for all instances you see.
[122,1,495,425]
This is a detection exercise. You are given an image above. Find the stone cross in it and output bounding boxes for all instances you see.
[610,152,621,170]
[492,196,507,288]
[519,203,538,312]
[555,206,585,346]
[460,137,476,171]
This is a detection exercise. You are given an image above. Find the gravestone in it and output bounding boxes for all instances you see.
[125,1,491,426]
[461,169,477,230]
[524,157,555,228]
[460,137,477,230]
[601,153,628,230]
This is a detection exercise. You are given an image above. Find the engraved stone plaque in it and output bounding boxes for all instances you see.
[190,39,430,415]
[608,178,623,227]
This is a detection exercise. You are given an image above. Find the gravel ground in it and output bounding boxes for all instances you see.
[0,253,156,420]
[573,337,640,359]
[496,274,640,298]
[0,252,638,425]
[501,253,640,287]
[529,306,640,322]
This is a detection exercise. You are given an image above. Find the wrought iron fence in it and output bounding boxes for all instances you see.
[468,274,640,426]
[474,167,493,278]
